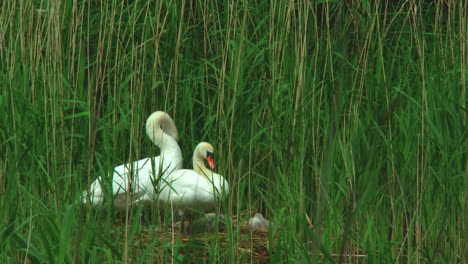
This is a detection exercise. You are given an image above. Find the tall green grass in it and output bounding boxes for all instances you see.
[1,0,466,263]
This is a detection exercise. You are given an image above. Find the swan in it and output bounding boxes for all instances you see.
[157,142,229,229]
[82,111,183,209]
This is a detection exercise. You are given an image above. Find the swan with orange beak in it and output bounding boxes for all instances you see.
[156,142,229,231]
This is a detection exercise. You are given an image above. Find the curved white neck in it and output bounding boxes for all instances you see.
[193,152,211,177]
[147,115,174,147]
[146,113,182,161]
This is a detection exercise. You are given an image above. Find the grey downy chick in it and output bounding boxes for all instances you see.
[188,213,227,234]
[248,213,270,230]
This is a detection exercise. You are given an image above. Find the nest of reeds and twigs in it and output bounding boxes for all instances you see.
[112,213,273,263]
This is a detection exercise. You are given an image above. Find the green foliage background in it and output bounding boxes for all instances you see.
[1,0,466,263]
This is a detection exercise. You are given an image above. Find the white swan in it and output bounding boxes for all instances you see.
[157,142,229,218]
[82,111,183,209]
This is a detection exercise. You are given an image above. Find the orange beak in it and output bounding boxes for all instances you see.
[206,155,215,169]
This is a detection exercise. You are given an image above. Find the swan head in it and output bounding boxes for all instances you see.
[196,142,215,169]
[146,111,179,141]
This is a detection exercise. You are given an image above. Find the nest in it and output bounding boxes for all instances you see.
[112,214,273,263]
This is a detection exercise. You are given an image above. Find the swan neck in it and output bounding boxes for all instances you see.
[159,134,180,153]
[193,151,210,176]
[146,115,177,148]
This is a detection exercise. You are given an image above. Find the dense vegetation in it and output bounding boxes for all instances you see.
[1,0,466,263]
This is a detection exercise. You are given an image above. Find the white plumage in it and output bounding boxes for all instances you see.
[82,111,183,209]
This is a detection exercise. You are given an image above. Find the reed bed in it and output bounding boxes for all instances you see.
[1,0,466,263]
